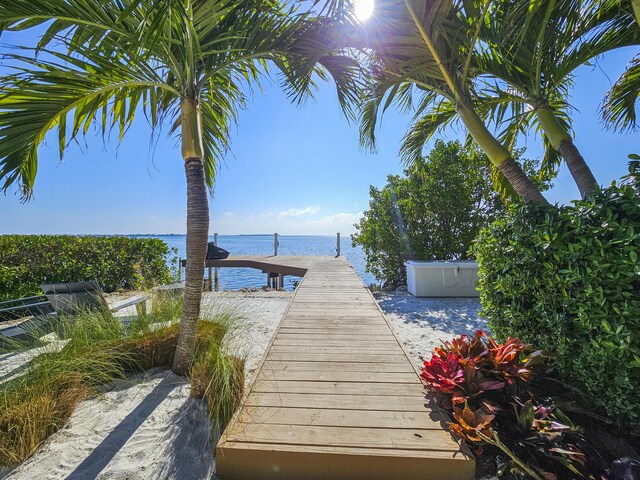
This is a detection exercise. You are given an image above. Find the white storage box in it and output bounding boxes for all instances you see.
[404,261,479,297]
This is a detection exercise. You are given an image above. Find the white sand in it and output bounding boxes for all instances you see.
[199,290,292,382]
[375,292,488,368]
[5,370,215,480]
[2,291,292,480]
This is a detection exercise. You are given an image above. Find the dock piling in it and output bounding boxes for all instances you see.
[213,233,219,291]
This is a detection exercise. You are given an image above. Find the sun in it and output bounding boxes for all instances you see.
[353,0,374,22]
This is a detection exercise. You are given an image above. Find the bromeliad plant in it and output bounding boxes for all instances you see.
[422,331,546,410]
[422,331,591,480]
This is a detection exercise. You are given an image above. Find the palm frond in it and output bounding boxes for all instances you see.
[197,70,248,188]
[1,0,368,198]
[602,54,640,132]
[478,0,639,101]
[0,48,178,199]
[400,97,457,167]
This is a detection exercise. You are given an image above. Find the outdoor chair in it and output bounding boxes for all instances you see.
[0,295,56,343]
[0,294,55,320]
[40,281,148,316]
[0,281,149,343]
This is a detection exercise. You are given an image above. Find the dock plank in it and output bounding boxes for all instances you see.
[215,256,473,480]
[243,392,429,411]
[255,369,418,383]
[261,360,416,373]
[251,379,424,396]
[237,406,445,429]
[227,424,457,451]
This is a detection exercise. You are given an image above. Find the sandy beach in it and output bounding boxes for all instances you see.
[375,292,487,368]
[2,289,483,479]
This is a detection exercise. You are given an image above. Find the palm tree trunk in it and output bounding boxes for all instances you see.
[556,140,599,197]
[456,103,549,205]
[535,106,598,198]
[173,97,208,375]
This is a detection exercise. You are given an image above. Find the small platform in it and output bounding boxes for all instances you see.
[215,256,474,480]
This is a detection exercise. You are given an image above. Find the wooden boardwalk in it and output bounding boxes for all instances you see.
[216,256,474,480]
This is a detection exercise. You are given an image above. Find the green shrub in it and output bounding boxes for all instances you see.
[351,140,537,286]
[473,163,640,423]
[0,235,174,300]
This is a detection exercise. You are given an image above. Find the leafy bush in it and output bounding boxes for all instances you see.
[473,163,640,424]
[422,331,594,479]
[352,140,508,286]
[0,235,175,300]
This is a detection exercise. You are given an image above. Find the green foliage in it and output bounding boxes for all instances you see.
[0,235,174,300]
[190,339,245,436]
[473,163,640,423]
[352,140,506,286]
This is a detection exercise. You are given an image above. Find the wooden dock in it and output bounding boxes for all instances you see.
[215,256,474,480]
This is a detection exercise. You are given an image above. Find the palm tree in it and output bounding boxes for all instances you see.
[474,0,639,198]
[353,0,549,204]
[0,0,358,374]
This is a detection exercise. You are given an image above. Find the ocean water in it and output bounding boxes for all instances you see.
[139,235,379,291]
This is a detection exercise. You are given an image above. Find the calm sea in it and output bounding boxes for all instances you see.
[135,235,378,291]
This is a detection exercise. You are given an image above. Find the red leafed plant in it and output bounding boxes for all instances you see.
[421,331,592,480]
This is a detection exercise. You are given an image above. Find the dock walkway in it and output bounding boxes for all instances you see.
[215,256,474,480]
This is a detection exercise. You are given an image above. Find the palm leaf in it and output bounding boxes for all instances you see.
[0,48,178,198]
[400,96,458,167]
[602,54,640,132]
[0,0,364,197]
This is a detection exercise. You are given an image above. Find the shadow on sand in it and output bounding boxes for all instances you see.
[375,292,489,335]
[67,373,216,479]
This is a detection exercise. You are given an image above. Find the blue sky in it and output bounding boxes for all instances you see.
[0,26,638,235]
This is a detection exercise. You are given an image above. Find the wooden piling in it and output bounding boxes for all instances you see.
[214,233,219,292]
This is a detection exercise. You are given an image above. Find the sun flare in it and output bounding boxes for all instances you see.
[353,0,374,22]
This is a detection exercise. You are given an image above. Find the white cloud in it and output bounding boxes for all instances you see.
[278,205,321,217]
[211,208,362,235]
